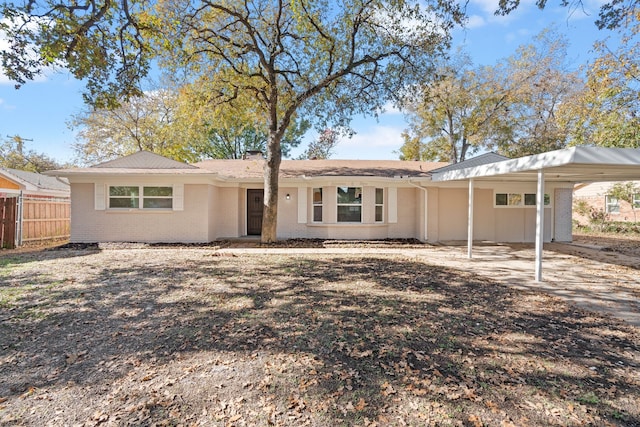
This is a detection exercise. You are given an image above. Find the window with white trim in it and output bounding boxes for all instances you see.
[633,193,640,209]
[605,195,619,213]
[375,188,384,222]
[312,188,323,222]
[337,186,362,222]
[109,186,173,210]
[495,192,550,207]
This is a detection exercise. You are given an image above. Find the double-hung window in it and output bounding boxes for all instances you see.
[337,186,362,222]
[605,195,619,213]
[375,188,384,222]
[143,187,173,209]
[109,186,173,210]
[312,188,323,222]
[633,193,640,210]
[109,186,140,208]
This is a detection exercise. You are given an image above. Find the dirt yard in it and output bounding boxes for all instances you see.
[0,239,639,426]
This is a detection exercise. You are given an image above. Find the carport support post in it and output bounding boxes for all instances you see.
[467,178,474,259]
[535,169,545,282]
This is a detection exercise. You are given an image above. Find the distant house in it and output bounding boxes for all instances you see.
[0,169,71,248]
[0,168,70,198]
[574,181,640,223]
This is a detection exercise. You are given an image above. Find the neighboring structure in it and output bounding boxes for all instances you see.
[0,168,70,199]
[0,168,71,248]
[574,181,640,224]
[45,150,578,244]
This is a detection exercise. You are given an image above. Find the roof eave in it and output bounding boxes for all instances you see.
[432,147,640,183]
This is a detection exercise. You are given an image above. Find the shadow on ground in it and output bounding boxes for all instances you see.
[0,249,638,426]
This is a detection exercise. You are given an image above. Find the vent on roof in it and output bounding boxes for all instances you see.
[244,150,264,160]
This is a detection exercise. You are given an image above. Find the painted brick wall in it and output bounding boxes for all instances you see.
[71,183,210,243]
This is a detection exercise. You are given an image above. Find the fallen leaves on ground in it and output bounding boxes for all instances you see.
[0,248,638,426]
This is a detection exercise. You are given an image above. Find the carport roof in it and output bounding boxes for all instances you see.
[432,146,640,183]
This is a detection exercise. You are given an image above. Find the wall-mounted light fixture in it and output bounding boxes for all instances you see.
[286,194,291,200]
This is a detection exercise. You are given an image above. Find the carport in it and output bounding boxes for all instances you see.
[431,146,640,282]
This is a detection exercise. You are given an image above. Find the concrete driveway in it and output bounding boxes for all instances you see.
[219,242,640,327]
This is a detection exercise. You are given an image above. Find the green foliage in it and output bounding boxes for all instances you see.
[400,28,579,163]
[573,198,610,232]
[559,11,639,148]
[297,129,340,160]
[608,182,640,205]
[2,0,465,242]
[69,85,310,164]
[69,89,201,165]
[0,0,153,107]
[608,182,640,221]
[0,135,64,172]
[153,0,463,241]
[400,52,491,163]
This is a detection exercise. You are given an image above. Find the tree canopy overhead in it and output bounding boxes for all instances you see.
[2,0,466,242]
[151,0,464,242]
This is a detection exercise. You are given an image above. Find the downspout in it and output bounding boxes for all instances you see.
[408,180,428,242]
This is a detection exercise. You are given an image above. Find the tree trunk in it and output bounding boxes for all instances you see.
[261,131,282,243]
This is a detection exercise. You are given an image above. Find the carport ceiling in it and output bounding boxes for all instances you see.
[431,146,640,183]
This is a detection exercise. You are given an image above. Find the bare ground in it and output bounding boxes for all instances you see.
[0,238,639,426]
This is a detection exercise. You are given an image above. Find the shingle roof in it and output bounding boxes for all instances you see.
[1,168,70,192]
[92,151,198,169]
[194,159,447,179]
[429,153,509,174]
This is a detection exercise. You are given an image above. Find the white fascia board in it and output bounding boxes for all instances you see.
[432,147,640,182]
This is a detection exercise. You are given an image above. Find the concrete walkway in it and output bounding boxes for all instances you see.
[218,243,640,327]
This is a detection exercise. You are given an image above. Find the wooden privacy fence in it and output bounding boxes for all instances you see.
[0,195,70,249]
[1,197,17,249]
[20,197,71,244]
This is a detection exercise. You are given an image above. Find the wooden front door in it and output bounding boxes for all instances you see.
[247,189,264,235]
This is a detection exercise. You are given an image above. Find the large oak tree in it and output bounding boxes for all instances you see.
[152,0,462,242]
[2,0,463,243]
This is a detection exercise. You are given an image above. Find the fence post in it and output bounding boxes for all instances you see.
[16,191,23,247]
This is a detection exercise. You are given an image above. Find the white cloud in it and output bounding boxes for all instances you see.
[0,25,10,84]
[0,16,57,85]
[0,97,15,110]
[464,0,538,27]
[333,125,405,159]
[378,101,402,115]
[466,15,487,29]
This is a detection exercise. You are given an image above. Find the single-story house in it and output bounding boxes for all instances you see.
[1,168,70,199]
[46,146,640,281]
[44,146,638,245]
[573,181,640,223]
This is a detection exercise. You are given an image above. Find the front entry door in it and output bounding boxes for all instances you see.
[247,189,264,235]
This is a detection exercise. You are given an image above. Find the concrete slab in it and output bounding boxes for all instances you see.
[217,242,640,327]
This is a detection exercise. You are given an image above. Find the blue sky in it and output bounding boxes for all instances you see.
[1,0,617,164]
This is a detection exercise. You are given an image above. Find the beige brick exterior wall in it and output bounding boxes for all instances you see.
[70,183,209,243]
[68,179,574,244]
[427,183,559,243]
[574,182,640,224]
